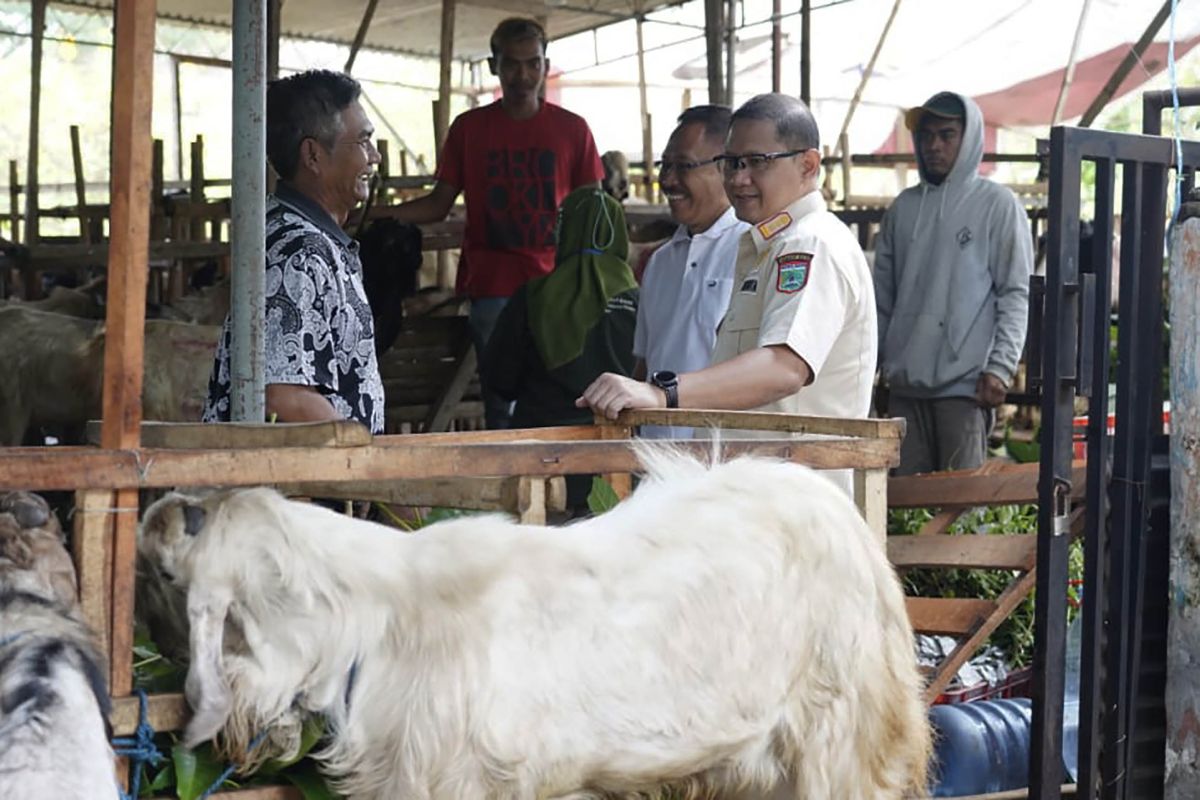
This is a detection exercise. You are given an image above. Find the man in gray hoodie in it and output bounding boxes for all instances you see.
[874,91,1032,474]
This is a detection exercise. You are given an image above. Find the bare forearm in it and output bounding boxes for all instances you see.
[265,384,340,423]
[677,346,811,410]
[390,181,459,225]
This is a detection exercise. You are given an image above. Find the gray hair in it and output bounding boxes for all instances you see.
[731,94,820,151]
[266,70,362,181]
[676,105,733,146]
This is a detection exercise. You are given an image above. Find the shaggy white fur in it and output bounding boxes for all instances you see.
[138,448,930,799]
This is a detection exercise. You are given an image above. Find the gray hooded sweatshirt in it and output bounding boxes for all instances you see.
[874,92,1032,399]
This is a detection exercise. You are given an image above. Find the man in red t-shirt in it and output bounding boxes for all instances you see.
[393,17,604,428]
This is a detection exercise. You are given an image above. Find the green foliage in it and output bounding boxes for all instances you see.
[132,629,342,798]
[586,476,621,515]
[892,504,1084,668]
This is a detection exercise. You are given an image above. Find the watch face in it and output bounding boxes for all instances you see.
[653,370,677,386]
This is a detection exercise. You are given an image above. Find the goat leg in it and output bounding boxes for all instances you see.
[182,588,233,748]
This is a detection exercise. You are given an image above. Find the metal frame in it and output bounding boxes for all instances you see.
[1033,120,1200,799]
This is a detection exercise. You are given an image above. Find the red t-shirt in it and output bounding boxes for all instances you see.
[436,101,604,298]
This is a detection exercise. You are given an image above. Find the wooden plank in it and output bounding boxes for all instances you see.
[7,160,17,243]
[274,475,568,514]
[110,691,188,736]
[598,421,634,499]
[854,467,887,542]
[70,124,90,244]
[922,570,1038,703]
[889,534,1037,571]
[424,340,476,432]
[380,426,601,444]
[905,597,997,637]
[916,509,964,537]
[105,0,157,699]
[86,420,373,449]
[24,239,229,269]
[0,437,900,492]
[73,489,115,669]
[611,409,905,439]
[889,462,1087,509]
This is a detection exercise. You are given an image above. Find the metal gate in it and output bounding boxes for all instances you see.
[1031,96,1200,799]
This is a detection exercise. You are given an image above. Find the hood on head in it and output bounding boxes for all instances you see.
[908,91,984,188]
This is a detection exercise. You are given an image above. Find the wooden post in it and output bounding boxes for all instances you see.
[1079,0,1172,128]
[267,0,282,81]
[1167,216,1200,798]
[853,468,887,543]
[635,12,655,205]
[435,0,456,151]
[771,0,782,93]
[8,159,19,243]
[73,490,115,668]
[151,138,166,242]
[190,135,206,241]
[172,56,184,180]
[833,0,902,158]
[703,0,723,104]
[839,132,851,203]
[103,0,157,696]
[800,0,810,105]
[25,0,45,248]
[598,422,634,499]
[344,0,380,74]
[723,0,736,105]
[70,125,91,243]
[1051,0,1093,125]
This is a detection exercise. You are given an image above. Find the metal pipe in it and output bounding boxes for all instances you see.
[230,0,267,422]
[771,0,781,93]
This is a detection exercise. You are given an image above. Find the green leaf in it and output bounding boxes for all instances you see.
[1004,426,1040,464]
[146,762,175,795]
[283,761,343,800]
[262,717,327,774]
[586,476,620,515]
[172,742,229,800]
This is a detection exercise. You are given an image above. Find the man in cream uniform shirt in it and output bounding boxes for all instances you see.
[579,93,876,494]
[635,105,748,438]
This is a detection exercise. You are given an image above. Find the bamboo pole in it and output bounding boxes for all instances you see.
[103,0,157,696]
[636,11,655,204]
[833,0,902,158]
[25,0,45,248]
[703,0,723,104]
[344,0,380,74]
[771,0,782,93]
[1078,0,1172,128]
[1051,0,1093,125]
[435,0,456,150]
[800,0,810,105]
[70,125,90,244]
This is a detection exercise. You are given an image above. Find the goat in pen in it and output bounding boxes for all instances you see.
[138,448,931,799]
[0,491,117,800]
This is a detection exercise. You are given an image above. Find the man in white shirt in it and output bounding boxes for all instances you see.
[579,93,876,492]
[635,105,748,438]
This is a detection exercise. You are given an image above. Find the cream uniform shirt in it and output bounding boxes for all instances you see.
[711,191,877,491]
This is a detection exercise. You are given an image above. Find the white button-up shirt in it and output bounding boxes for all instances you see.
[634,207,748,438]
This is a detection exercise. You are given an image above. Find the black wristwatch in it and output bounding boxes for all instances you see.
[650,370,679,409]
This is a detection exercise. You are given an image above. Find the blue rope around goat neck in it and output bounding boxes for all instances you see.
[112,688,165,800]
[196,727,271,800]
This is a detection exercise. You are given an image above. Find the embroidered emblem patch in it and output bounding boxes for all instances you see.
[956,226,973,249]
[739,277,759,293]
[775,252,812,293]
[756,211,793,240]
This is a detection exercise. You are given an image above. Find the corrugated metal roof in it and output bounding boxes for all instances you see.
[62,0,687,61]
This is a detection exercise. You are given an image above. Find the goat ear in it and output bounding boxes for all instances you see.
[183,504,207,537]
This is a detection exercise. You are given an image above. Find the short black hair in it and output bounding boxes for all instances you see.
[731,93,820,151]
[267,70,362,181]
[490,18,548,59]
[676,105,733,146]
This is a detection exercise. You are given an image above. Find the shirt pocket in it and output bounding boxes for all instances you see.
[700,276,735,335]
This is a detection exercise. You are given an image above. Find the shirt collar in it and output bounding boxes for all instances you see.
[748,190,825,254]
[670,205,742,244]
[274,182,354,248]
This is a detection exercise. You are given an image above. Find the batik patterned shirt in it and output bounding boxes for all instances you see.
[202,183,385,433]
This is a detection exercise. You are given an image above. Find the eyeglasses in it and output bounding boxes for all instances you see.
[653,156,721,176]
[718,150,805,175]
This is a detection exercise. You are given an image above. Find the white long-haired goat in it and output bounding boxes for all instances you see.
[138,449,930,799]
[0,491,118,800]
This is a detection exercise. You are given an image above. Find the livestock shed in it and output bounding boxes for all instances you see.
[2,0,1200,798]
